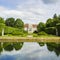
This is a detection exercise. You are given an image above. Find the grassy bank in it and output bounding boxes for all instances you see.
[0,35,60,42]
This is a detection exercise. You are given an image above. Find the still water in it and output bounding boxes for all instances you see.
[0,42,60,60]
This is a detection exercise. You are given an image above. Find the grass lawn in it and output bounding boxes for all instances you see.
[0,35,60,42]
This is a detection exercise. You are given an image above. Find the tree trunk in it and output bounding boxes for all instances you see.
[2,28,4,36]
[56,28,58,36]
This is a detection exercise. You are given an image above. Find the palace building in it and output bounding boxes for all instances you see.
[24,24,37,33]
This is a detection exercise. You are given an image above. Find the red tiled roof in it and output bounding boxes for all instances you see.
[32,24,37,28]
[24,24,29,27]
[24,24,37,28]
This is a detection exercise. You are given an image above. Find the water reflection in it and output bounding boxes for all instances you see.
[39,42,60,56]
[0,43,3,53]
[0,42,60,60]
[0,42,24,54]
[46,43,60,56]
[38,42,45,46]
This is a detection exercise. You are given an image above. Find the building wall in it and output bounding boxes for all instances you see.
[24,24,37,33]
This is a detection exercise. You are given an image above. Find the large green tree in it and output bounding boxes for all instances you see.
[0,23,5,36]
[5,17,15,27]
[46,14,60,35]
[53,14,60,27]
[0,17,5,36]
[0,17,5,23]
[37,22,46,32]
[14,18,24,29]
[46,14,60,27]
[46,18,53,27]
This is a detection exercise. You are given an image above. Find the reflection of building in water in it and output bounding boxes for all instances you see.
[24,24,37,33]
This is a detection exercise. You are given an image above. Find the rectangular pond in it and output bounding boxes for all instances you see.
[0,42,60,60]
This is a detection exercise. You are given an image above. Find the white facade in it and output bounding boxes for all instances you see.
[24,24,37,33]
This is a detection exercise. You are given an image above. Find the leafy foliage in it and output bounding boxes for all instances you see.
[5,17,15,27]
[38,31,47,35]
[37,22,46,32]
[46,18,53,27]
[14,18,24,29]
[45,27,56,35]
[56,23,60,36]
[0,17,5,24]
[37,14,60,36]
[3,42,13,51]
[13,42,23,50]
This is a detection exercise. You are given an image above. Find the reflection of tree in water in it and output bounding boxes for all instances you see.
[38,42,45,46]
[13,42,23,50]
[0,42,24,53]
[3,42,13,51]
[46,43,60,56]
[0,43,3,54]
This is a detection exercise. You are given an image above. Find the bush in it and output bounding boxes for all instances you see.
[4,26,14,34]
[4,26,25,36]
[12,31,23,36]
[33,33,38,37]
[45,27,56,35]
[38,31,47,35]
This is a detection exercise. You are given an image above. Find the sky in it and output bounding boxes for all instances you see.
[0,0,60,24]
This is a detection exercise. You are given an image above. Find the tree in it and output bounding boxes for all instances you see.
[0,23,5,36]
[46,18,53,27]
[0,17,5,36]
[46,14,60,27]
[5,17,15,27]
[53,13,57,19]
[52,14,60,27]
[0,17,4,24]
[37,22,46,32]
[58,15,60,23]
[14,18,24,29]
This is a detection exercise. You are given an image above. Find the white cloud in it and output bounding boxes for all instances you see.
[42,0,59,4]
[0,0,60,24]
[0,6,24,19]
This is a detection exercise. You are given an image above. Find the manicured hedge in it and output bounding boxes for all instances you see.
[4,26,24,36]
[38,31,47,35]
[4,26,14,34]
[45,27,56,35]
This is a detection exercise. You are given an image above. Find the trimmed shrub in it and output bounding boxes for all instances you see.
[33,33,38,37]
[4,26,25,36]
[4,26,14,34]
[38,31,47,35]
[12,31,23,36]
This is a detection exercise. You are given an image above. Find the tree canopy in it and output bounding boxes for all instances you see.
[0,17,25,36]
[14,18,24,29]
[0,17,5,24]
[37,13,60,36]
[5,17,15,27]
[37,22,46,32]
